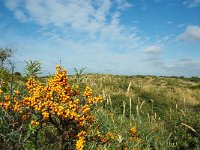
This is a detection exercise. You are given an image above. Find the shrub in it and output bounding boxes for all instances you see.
[0,65,103,149]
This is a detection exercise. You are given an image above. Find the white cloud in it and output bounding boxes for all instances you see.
[144,45,162,54]
[5,0,188,76]
[2,0,146,74]
[14,9,30,23]
[4,0,19,10]
[167,21,173,25]
[165,58,200,76]
[5,0,111,31]
[24,0,101,29]
[183,0,200,8]
[4,0,137,43]
[3,33,144,75]
[115,0,133,10]
[177,25,200,42]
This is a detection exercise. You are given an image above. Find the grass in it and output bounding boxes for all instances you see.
[80,74,200,149]
[0,68,200,150]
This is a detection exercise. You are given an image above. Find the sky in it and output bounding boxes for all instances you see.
[0,0,200,76]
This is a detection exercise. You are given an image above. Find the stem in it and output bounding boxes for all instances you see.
[10,65,14,100]
[35,130,38,149]
[49,115,62,134]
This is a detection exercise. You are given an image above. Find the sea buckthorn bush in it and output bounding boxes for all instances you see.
[0,65,104,149]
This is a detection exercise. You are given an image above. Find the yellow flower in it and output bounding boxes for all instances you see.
[35,121,40,126]
[76,137,85,150]
[42,112,49,119]
[77,131,86,138]
[4,95,11,101]
[106,132,114,139]
[130,127,137,140]
[15,90,20,95]
[83,86,92,97]
[31,120,35,125]
[0,89,3,94]
[0,65,104,149]
[31,120,40,126]
[56,65,61,71]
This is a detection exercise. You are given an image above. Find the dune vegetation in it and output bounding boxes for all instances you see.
[0,58,200,150]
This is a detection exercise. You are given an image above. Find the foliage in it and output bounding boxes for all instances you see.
[74,67,86,85]
[0,48,13,67]
[24,60,42,78]
[0,65,200,150]
[0,66,139,150]
[0,67,10,81]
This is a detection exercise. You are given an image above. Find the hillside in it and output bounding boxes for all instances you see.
[0,71,200,150]
[69,74,200,149]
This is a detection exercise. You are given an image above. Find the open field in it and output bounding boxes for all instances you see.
[0,66,200,150]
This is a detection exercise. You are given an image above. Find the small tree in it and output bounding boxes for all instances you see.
[14,72,22,76]
[24,60,42,78]
[74,67,86,85]
[0,48,13,68]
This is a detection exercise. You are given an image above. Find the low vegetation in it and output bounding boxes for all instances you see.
[0,58,199,149]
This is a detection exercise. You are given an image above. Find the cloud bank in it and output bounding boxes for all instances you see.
[144,45,162,54]
[177,25,200,42]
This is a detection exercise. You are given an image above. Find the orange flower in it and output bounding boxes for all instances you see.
[0,65,104,149]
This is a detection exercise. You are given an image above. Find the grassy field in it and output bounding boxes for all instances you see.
[78,74,200,149]
[0,67,200,150]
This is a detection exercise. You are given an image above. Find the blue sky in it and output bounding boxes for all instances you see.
[0,0,200,76]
